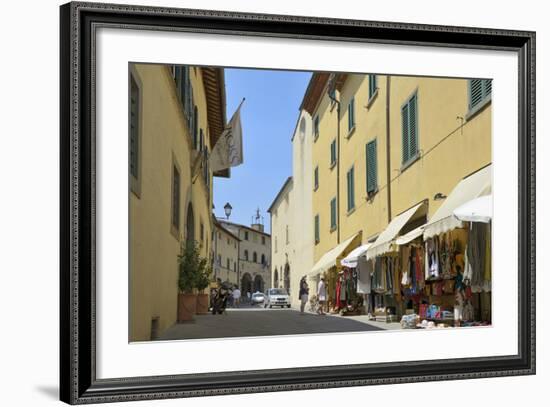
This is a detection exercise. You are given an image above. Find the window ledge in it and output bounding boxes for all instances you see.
[313,185,319,192]
[346,126,356,139]
[366,89,379,109]
[330,225,337,233]
[465,97,491,122]
[314,133,320,143]
[366,188,379,201]
[329,161,337,170]
[346,207,356,216]
[400,153,421,173]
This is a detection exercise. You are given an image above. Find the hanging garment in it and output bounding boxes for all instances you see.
[483,223,492,292]
[415,247,424,289]
[340,274,347,302]
[393,256,401,295]
[401,246,411,286]
[357,257,372,294]
[467,222,486,293]
[335,277,341,308]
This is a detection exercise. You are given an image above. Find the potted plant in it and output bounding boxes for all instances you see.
[195,263,212,315]
[177,240,201,322]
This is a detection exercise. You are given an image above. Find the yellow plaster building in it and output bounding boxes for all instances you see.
[129,64,226,341]
[303,72,491,300]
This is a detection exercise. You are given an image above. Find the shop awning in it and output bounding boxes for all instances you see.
[341,243,372,268]
[423,164,492,239]
[366,202,427,260]
[395,225,425,246]
[308,233,360,276]
[453,194,492,223]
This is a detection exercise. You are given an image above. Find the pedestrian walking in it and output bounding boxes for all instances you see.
[299,277,309,314]
[232,287,241,308]
[317,277,327,315]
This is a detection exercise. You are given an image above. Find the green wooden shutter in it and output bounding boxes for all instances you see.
[366,140,377,193]
[314,166,319,190]
[348,98,355,131]
[330,140,336,165]
[330,198,336,229]
[347,167,355,211]
[401,103,409,164]
[314,215,320,243]
[483,79,492,96]
[469,79,483,109]
[408,94,418,160]
[369,75,377,99]
[130,75,139,179]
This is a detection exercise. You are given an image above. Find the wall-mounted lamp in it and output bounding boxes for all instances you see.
[224,202,233,219]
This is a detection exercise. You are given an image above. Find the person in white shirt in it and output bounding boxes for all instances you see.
[232,288,241,308]
[317,277,327,315]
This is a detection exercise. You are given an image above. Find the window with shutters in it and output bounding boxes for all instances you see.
[171,164,181,236]
[330,197,337,231]
[130,73,141,196]
[330,139,337,168]
[468,79,492,113]
[314,214,320,244]
[313,115,320,141]
[314,166,319,191]
[193,106,198,149]
[244,250,249,261]
[347,97,356,134]
[366,140,378,195]
[347,166,355,212]
[368,75,378,101]
[401,92,419,168]
[253,252,257,263]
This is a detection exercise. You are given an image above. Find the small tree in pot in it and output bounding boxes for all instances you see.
[195,264,212,315]
[177,240,202,322]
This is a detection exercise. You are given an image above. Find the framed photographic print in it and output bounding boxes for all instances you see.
[60,1,536,404]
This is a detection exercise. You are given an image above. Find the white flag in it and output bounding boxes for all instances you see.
[211,100,244,172]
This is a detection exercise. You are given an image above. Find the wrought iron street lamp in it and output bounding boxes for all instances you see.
[224,202,232,219]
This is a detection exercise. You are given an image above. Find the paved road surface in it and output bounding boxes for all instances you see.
[158,306,384,341]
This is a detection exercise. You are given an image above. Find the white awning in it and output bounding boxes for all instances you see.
[424,165,492,239]
[308,233,360,276]
[366,202,427,260]
[453,195,492,223]
[395,225,425,245]
[341,243,372,268]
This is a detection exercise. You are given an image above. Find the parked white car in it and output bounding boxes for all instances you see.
[251,292,265,305]
[264,288,291,308]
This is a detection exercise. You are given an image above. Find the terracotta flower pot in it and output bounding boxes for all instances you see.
[178,293,197,322]
[196,293,209,315]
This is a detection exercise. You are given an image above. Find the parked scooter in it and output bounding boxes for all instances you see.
[210,281,233,315]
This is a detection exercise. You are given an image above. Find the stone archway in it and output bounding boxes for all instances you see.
[284,262,290,294]
[241,272,252,299]
[253,275,264,293]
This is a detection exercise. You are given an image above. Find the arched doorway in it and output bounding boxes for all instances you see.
[253,275,264,293]
[284,262,290,294]
[273,268,279,289]
[186,203,195,246]
[241,273,252,299]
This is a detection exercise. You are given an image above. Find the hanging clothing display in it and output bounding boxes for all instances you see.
[356,257,372,294]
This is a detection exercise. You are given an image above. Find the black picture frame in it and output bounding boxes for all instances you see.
[60,1,536,404]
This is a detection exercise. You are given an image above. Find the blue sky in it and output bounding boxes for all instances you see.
[213,68,312,233]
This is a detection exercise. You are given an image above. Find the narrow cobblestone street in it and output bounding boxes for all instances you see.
[157,305,402,341]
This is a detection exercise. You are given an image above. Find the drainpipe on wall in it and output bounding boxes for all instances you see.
[385,76,392,223]
[328,77,342,245]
